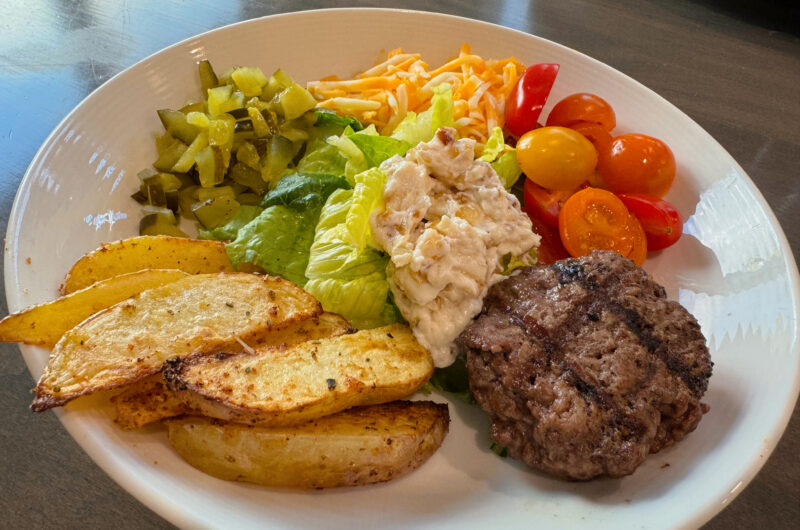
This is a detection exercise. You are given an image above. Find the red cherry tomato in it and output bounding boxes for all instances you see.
[617,193,683,250]
[528,216,570,265]
[505,63,560,137]
[546,93,616,131]
[597,133,676,198]
[523,178,575,227]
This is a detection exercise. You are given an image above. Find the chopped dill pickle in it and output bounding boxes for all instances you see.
[197,185,236,202]
[195,145,225,188]
[226,108,250,120]
[208,85,244,116]
[178,185,200,220]
[165,190,180,213]
[171,131,208,173]
[186,111,210,128]
[198,60,219,94]
[236,142,260,170]
[262,68,295,101]
[247,107,272,137]
[229,162,268,194]
[260,135,298,187]
[140,211,188,237]
[192,196,240,229]
[157,109,200,144]
[179,101,205,114]
[153,133,188,172]
[142,172,183,192]
[236,192,262,206]
[232,66,268,97]
[276,84,317,120]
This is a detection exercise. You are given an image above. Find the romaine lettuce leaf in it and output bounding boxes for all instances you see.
[261,172,350,212]
[391,83,455,146]
[348,129,412,168]
[304,274,396,329]
[326,131,369,184]
[296,139,348,176]
[479,126,522,189]
[345,167,386,251]
[314,108,364,132]
[491,151,523,189]
[226,205,316,286]
[198,205,263,241]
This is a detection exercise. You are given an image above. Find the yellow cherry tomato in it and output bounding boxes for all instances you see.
[516,126,598,190]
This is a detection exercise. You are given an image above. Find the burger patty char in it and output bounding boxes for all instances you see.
[457,250,713,480]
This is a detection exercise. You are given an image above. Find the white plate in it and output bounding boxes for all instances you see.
[5,8,800,529]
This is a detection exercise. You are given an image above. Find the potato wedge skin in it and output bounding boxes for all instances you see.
[62,235,233,294]
[0,269,189,349]
[112,313,354,429]
[164,324,434,426]
[33,273,321,411]
[165,401,449,488]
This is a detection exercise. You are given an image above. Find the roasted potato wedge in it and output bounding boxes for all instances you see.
[111,375,191,430]
[112,312,355,429]
[33,273,321,411]
[0,269,189,349]
[166,400,450,488]
[62,235,233,294]
[163,324,434,426]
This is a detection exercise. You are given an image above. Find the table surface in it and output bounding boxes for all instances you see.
[1,1,797,528]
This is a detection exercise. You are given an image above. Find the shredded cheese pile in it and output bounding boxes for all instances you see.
[306,44,525,142]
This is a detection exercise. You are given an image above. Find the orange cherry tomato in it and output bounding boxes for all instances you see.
[523,178,576,227]
[546,93,617,131]
[569,121,613,154]
[517,126,598,191]
[558,187,647,265]
[597,133,676,198]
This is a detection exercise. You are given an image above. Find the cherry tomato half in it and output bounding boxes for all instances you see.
[546,93,617,131]
[597,133,676,198]
[517,126,598,191]
[558,187,647,265]
[523,178,575,227]
[528,216,570,265]
[617,193,683,250]
[505,63,560,137]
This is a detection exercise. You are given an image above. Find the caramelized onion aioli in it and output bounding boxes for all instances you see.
[371,128,540,367]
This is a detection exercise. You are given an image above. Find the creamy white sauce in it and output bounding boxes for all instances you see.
[371,128,540,367]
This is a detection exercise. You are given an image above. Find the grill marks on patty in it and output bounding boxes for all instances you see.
[458,251,712,479]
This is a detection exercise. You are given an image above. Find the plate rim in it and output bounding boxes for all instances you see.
[5,7,800,529]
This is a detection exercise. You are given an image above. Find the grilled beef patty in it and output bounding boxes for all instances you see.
[457,251,712,480]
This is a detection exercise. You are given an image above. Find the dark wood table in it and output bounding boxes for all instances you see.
[1,1,797,528]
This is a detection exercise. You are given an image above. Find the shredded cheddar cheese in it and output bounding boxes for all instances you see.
[306,44,525,142]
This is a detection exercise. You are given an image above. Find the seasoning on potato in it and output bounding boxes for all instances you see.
[0,269,189,349]
[62,235,233,294]
[112,312,355,429]
[32,273,321,411]
[163,324,434,426]
[166,400,450,489]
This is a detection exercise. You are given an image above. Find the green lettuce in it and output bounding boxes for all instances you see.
[261,172,350,211]
[304,168,400,327]
[391,83,455,146]
[314,108,364,132]
[304,274,395,330]
[198,205,263,241]
[226,206,317,286]
[347,125,412,168]
[296,139,348,176]
[479,126,522,189]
